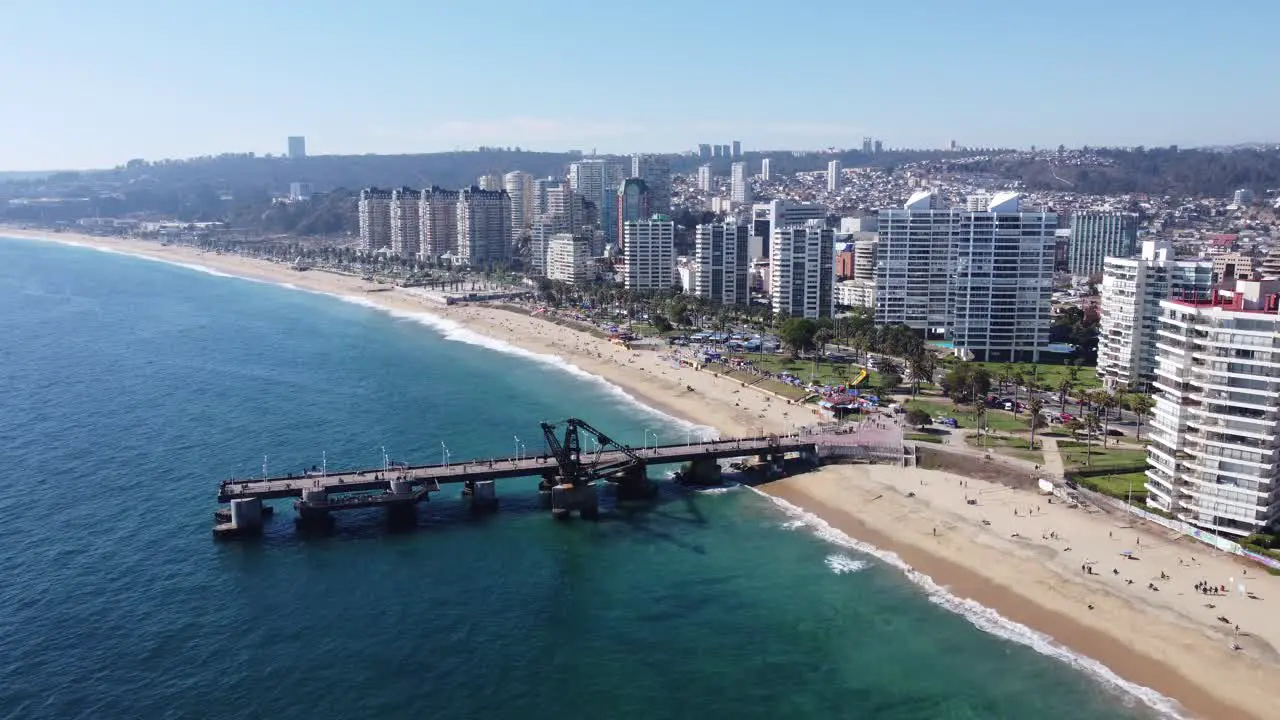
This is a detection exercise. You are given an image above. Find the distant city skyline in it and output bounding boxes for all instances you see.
[2,0,1278,170]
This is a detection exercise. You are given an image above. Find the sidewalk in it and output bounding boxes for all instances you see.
[1040,436,1066,480]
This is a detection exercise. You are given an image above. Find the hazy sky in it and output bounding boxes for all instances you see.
[2,0,1277,170]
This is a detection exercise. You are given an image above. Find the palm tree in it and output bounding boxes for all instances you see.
[1098,391,1116,447]
[973,401,988,445]
[1057,378,1073,411]
[1083,412,1102,466]
[1088,390,1113,447]
[1112,389,1128,423]
[907,351,935,396]
[1129,394,1155,441]
[1010,371,1025,414]
[813,327,835,379]
[877,357,902,379]
[1028,397,1044,450]
[999,362,1015,392]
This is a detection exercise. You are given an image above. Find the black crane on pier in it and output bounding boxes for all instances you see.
[539,418,644,487]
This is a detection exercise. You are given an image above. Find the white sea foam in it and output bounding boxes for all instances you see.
[333,295,716,435]
[824,553,868,574]
[746,485,1187,719]
[691,483,740,495]
[779,519,806,531]
[9,233,716,436]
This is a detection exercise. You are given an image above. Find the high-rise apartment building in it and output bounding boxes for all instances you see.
[873,140,883,154]
[529,216,554,274]
[693,223,749,306]
[622,216,675,292]
[1146,278,1280,538]
[731,140,741,158]
[862,137,873,154]
[418,187,460,260]
[532,177,562,216]
[730,162,751,204]
[358,187,393,252]
[569,158,624,245]
[718,144,731,158]
[503,171,534,241]
[771,220,834,319]
[1098,240,1213,390]
[547,233,592,285]
[389,187,421,258]
[456,188,512,266]
[1233,188,1255,205]
[631,154,671,215]
[1068,211,1139,276]
[477,174,502,191]
[827,160,842,193]
[698,144,712,160]
[875,191,1055,362]
[616,179,651,245]
[697,165,713,192]
[760,158,771,181]
[287,136,306,159]
[752,199,826,259]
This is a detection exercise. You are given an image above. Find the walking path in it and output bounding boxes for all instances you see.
[1040,435,1066,480]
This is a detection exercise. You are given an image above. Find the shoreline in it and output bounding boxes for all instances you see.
[7,227,1279,718]
[762,467,1280,720]
[0,228,788,437]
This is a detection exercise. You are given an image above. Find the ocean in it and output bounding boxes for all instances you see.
[0,238,1171,719]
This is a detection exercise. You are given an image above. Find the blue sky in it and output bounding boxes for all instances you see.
[2,0,1277,169]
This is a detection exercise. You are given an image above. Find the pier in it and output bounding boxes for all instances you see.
[213,418,820,537]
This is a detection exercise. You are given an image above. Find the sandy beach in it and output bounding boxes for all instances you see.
[766,466,1280,719]
[7,226,1280,717]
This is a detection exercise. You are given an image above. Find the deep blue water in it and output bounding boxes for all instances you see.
[0,238,1167,719]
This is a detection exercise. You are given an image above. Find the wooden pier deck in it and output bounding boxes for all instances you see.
[217,436,813,503]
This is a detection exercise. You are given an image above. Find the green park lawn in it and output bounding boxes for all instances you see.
[1057,441,1148,471]
[904,398,1031,433]
[1078,470,1150,501]
[961,361,1101,390]
[726,353,888,391]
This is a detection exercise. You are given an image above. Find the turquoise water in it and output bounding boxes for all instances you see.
[0,238,1169,719]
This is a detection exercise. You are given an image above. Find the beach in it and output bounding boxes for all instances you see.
[765,466,1280,720]
[6,226,1280,718]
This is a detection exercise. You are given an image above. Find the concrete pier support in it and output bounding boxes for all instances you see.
[615,462,656,501]
[579,482,598,520]
[550,482,598,520]
[685,458,722,486]
[384,478,418,525]
[295,487,332,529]
[799,447,821,468]
[213,497,265,539]
[464,479,499,512]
